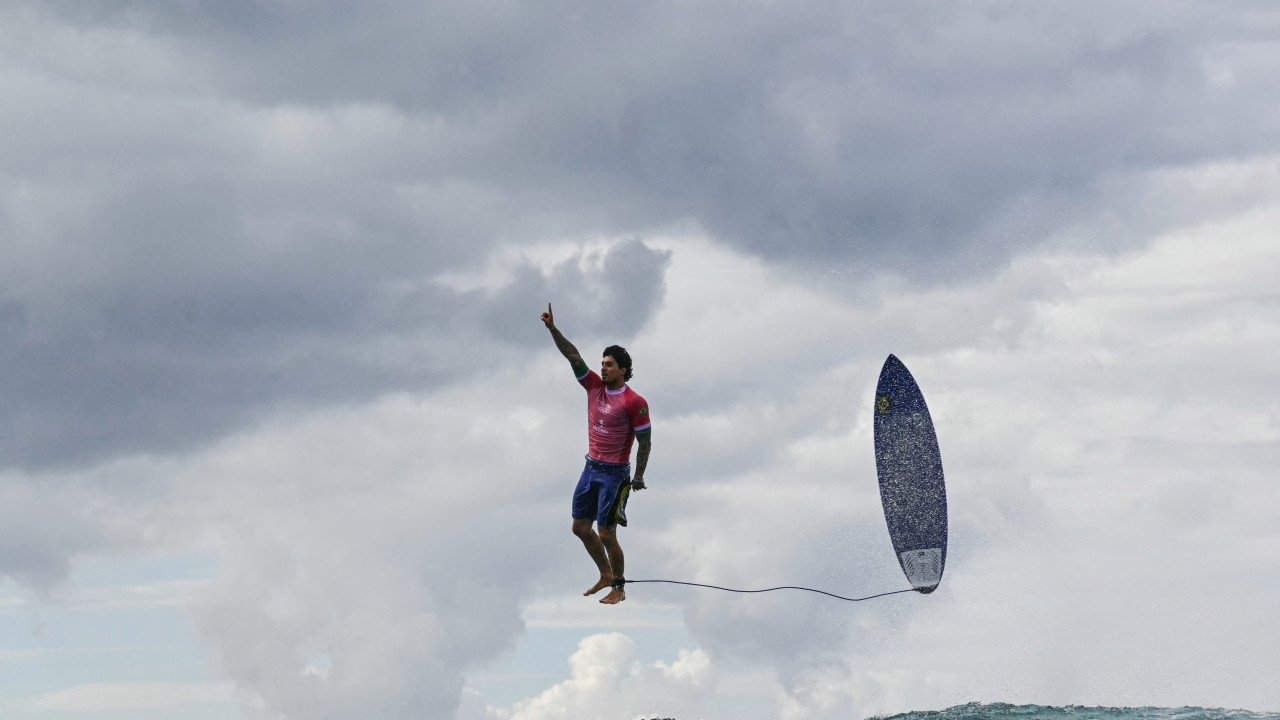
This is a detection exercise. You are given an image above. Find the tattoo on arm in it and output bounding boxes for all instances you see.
[548,326,583,367]
[634,433,651,481]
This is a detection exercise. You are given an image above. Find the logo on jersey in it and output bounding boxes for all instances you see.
[639,407,648,416]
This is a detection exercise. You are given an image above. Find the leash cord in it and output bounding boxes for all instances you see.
[623,579,919,603]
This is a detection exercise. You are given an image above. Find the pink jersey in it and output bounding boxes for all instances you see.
[577,368,650,465]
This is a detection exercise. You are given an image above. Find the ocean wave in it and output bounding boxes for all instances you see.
[872,703,1280,720]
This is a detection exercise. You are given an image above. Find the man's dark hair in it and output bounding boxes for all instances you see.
[603,345,633,382]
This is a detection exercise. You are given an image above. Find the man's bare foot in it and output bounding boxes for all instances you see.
[583,577,612,597]
[599,587,626,605]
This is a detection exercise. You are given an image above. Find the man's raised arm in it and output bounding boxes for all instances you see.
[540,303,585,370]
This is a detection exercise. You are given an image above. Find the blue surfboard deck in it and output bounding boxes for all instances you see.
[873,355,947,593]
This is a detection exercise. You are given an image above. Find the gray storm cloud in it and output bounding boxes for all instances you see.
[0,166,669,471]
[6,0,1278,471]
[25,0,1280,266]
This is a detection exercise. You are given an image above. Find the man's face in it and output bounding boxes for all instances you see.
[600,356,624,386]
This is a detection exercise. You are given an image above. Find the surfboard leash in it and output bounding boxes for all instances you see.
[622,579,920,602]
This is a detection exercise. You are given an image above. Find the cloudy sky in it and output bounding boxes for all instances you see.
[2,1,1278,718]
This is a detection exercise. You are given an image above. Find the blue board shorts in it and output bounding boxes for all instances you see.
[572,455,631,527]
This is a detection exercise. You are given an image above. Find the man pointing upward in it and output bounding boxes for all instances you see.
[540,303,651,605]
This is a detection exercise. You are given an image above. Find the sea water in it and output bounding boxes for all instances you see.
[873,704,1280,720]
[638,701,1280,720]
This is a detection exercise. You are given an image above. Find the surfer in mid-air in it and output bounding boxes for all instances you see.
[541,303,651,605]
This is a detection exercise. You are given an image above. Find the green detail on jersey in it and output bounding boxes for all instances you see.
[572,360,590,378]
[636,427,652,435]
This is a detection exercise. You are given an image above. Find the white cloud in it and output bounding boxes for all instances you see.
[464,633,715,720]
[176,385,577,720]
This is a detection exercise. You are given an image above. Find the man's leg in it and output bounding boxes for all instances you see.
[572,518,613,596]
[597,524,625,604]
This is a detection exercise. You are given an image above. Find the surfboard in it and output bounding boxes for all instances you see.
[873,354,948,594]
